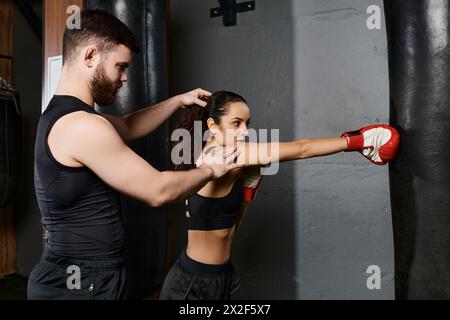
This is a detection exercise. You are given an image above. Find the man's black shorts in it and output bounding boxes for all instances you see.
[27,252,126,300]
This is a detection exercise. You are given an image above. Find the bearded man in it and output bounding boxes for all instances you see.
[28,9,240,300]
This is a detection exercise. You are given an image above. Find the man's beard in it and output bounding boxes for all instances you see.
[90,63,122,106]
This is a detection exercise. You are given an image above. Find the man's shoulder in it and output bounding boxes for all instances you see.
[58,110,113,129]
[53,110,118,145]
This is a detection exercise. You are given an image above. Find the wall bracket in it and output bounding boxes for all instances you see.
[210,0,255,26]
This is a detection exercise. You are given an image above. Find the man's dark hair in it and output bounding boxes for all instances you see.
[62,9,140,65]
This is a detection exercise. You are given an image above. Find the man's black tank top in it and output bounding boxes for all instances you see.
[34,95,123,259]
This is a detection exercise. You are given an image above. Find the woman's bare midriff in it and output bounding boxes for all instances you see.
[186,225,236,265]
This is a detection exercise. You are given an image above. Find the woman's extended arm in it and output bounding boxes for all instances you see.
[237,137,348,166]
[237,124,400,167]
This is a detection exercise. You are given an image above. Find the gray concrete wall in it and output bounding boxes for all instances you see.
[169,0,393,299]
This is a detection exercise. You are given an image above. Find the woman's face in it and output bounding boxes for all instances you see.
[209,101,251,146]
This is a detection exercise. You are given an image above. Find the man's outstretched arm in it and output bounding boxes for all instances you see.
[67,113,240,207]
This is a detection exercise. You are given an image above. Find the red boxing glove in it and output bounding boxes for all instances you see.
[241,166,263,203]
[341,124,400,165]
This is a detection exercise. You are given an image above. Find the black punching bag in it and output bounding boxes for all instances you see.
[385,0,450,299]
[0,80,22,209]
[85,0,169,299]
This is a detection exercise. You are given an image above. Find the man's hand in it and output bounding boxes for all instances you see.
[196,145,242,179]
[177,88,212,108]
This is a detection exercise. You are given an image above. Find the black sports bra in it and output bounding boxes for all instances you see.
[187,178,244,231]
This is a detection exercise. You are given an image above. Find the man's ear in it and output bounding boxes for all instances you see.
[84,46,98,68]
